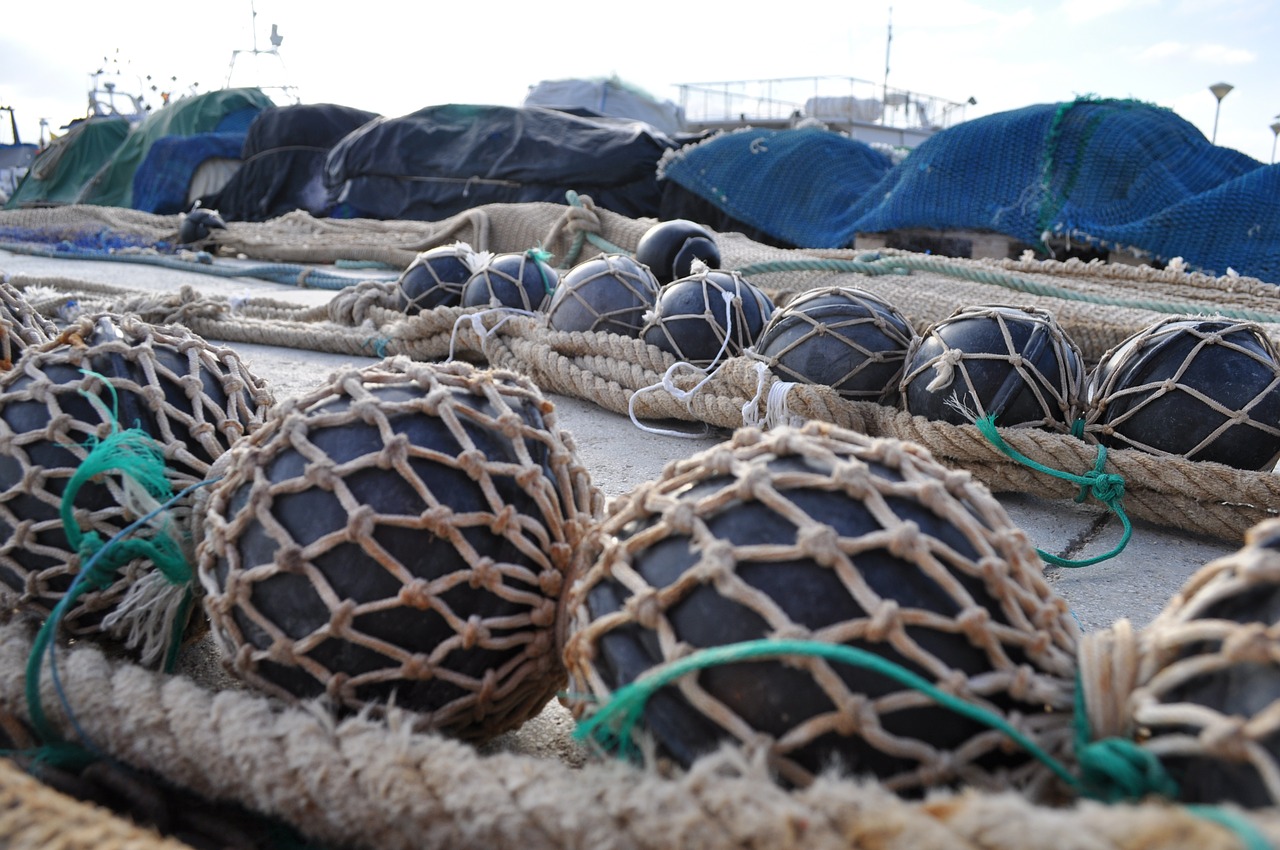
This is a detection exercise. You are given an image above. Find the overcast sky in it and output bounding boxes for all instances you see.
[3,0,1278,162]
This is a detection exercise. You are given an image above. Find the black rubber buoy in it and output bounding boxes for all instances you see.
[750,286,917,403]
[545,254,660,336]
[564,424,1079,795]
[1123,519,1280,808]
[0,313,271,636]
[1084,317,1280,470]
[641,269,774,366]
[198,359,602,741]
[900,305,1084,431]
[396,243,479,313]
[460,250,560,312]
[634,219,721,284]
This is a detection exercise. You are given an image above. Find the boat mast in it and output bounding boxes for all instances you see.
[225,0,298,103]
[884,6,892,93]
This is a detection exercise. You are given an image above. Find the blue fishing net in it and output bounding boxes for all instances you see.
[848,98,1268,272]
[658,126,894,249]
[132,131,246,214]
[663,98,1279,281]
[0,225,162,254]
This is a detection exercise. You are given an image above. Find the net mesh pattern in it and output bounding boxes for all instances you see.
[641,271,775,367]
[845,98,1274,278]
[546,254,660,336]
[0,279,56,369]
[198,358,603,741]
[900,304,1085,431]
[0,313,273,634]
[747,285,918,402]
[564,422,1080,798]
[657,126,896,249]
[1087,518,1280,808]
[1084,317,1280,469]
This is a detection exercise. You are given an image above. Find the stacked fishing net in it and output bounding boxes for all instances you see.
[0,310,273,662]
[197,357,603,741]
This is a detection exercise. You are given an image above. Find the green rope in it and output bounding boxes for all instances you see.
[572,638,1077,788]
[525,247,558,295]
[1186,805,1274,850]
[575,638,1266,848]
[973,414,1131,568]
[733,254,1280,325]
[26,412,193,742]
[1071,673,1177,802]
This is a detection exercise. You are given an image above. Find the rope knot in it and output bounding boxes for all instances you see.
[1079,470,1125,504]
[1076,735,1179,803]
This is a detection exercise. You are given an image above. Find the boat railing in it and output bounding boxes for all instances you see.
[676,75,972,133]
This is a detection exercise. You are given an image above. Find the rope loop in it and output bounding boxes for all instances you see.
[972,415,1131,568]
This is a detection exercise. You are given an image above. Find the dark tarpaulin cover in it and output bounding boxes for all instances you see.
[201,103,379,221]
[323,103,678,221]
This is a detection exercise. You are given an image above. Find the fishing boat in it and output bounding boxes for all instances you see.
[0,105,38,205]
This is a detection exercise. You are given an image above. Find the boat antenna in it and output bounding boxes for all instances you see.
[225,0,299,103]
[884,6,892,92]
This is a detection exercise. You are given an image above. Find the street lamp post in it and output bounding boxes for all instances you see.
[1209,82,1234,145]
[1271,120,1280,165]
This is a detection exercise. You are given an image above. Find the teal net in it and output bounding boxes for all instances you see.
[658,126,894,249]
[847,98,1273,277]
[660,98,1277,281]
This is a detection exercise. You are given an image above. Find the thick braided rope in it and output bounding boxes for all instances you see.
[0,617,1271,850]
[0,757,193,850]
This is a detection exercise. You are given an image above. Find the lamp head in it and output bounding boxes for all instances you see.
[1210,82,1234,102]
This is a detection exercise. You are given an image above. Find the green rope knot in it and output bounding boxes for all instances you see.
[525,246,558,294]
[1075,735,1179,803]
[1077,467,1124,505]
